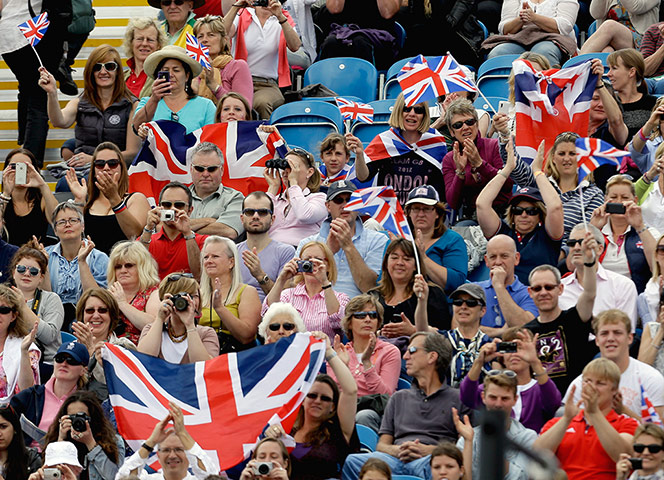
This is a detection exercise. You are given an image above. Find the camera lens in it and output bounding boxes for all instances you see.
[258,464,271,475]
[172,293,189,312]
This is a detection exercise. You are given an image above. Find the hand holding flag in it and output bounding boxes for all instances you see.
[185,32,211,69]
[17,12,50,67]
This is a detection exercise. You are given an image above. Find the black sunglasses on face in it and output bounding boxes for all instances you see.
[242,208,272,217]
[167,273,194,281]
[114,263,135,270]
[92,62,118,73]
[268,322,296,331]
[160,201,188,209]
[633,444,664,454]
[512,206,540,216]
[16,264,40,276]
[161,0,185,4]
[566,239,583,248]
[403,106,425,114]
[54,354,84,366]
[94,159,120,169]
[193,165,220,173]
[0,306,14,315]
[452,298,482,307]
[306,392,333,402]
[331,195,351,205]
[657,245,664,253]
[351,311,378,320]
[451,118,477,130]
[530,284,558,292]
[84,307,109,315]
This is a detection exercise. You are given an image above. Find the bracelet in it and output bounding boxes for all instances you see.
[321,283,332,290]
[112,198,127,214]
[643,172,652,184]
[0,194,10,203]
[455,169,466,177]
[637,225,648,235]
[498,169,509,179]
[143,226,156,234]
[595,82,605,89]
[141,442,154,453]
[278,17,288,24]
[583,260,596,267]
[325,350,337,361]
[183,233,196,240]
[639,127,648,142]
[534,171,545,178]
[532,370,546,377]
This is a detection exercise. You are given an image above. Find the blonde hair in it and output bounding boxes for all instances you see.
[606,175,636,197]
[508,52,551,104]
[107,241,160,291]
[649,97,664,141]
[0,285,30,337]
[122,17,167,59]
[294,242,338,285]
[592,309,631,336]
[582,357,621,389]
[193,15,230,56]
[200,236,243,308]
[389,93,430,134]
[158,273,199,299]
[652,233,664,280]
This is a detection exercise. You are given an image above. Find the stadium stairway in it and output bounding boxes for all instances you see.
[0,0,154,189]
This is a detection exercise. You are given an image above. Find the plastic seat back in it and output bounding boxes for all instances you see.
[303,58,379,103]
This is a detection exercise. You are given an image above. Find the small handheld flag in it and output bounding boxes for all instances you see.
[18,12,50,47]
[185,33,211,69]
[344,186,412,240]
[335,97,374,124]
[576,138,629,184]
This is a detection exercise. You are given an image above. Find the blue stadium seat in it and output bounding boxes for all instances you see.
[477,55,520,99]
[478,20,489,40]
[588,19,598,37]
[562,52,610,73]
[477,54,520,78]
[357,424,379,452]
[350,99,395,146]
[383,58,412,100]
[392,475,425,480]
[270,100,343,156]
[397,377,411,391]
[303,58,379,103]
[394,22,407,49]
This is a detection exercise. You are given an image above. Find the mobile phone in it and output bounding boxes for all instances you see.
[605,202,626,215]
[498,100,510,115]
[629,458,643,470]
[391,313,403,323]
[157,70,171,93]
[15,162,27,186]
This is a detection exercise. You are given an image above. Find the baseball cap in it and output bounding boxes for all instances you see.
[55,341,90,366]
[405,185,440,206]
[450,284,486,305]
[509,186,543,206]
[326,180,355,201]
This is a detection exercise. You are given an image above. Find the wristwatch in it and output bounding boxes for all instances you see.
[258,274,270,285]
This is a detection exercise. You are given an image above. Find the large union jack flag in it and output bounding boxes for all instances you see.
[576,137,629,184]
[102,333,325,472]
[17,12,50,47]
[185,33,211,69]
[397,54,476,107]
[344,186,412,239]
[363,127,447,170]
[641,384,664,426]
[335,97,374,124]
[128,120,287,204]
[514,60,597,163]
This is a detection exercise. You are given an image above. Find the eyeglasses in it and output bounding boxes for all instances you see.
[134,36,158,44]
[161,0,185,5]
[159,447,186,454]
[488,369,517,378]
[403,106,426,114]
[54,354,84,366]
[94,159,120,169]
[512,206,540,216]
[530,284,559,292]
[0,306,14,315]
[84,307,109,315]
[242,208,273,217]
[171,112,180,123]
[657,245,664,253]
[633,444,664,454]
[351,311,378,320]
[268,322,296,331]
[452,298,482,308]
[167,273,194,281]
[566,239,583,248]
[451,118,477,130]
[55,218,82,228]
[92,62,118,73]
[193,165,220,173]
[16,265,40,276]
[306,392,333,402]
[330,195,351,205]
[410,205,435,214]
[407,345,421,354]
[114,262,135,270]
[160,201,188,209]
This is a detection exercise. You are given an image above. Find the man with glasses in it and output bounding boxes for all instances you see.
[560,223,638,331]
[139,182,206,279]
[237,191,295,302]
[298,180,388,298]
[342,332,471,480]
[456,370,537,480]
[524,233,598,394]
[148,0,201,47]
[187,142,244,239]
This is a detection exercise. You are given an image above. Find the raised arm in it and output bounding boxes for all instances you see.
[532,141,564,240]
[477,139,517,238]
[576,232,598,322]
[38,68,79,128]
[322,332,358,442]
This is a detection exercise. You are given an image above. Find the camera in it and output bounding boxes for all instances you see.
[496,341,518,353]
[161,209,175,222]
[252,0,269,6]
[296,260,313,273]
[44,468,62,480]
[253,462,273,476]
[605,202,626,215]
[629,458,643,470]
[69,412,91,432]
[170,292,190,312]
[265,158,289,169]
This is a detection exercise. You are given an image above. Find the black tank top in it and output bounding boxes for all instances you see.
[4,199,48,246]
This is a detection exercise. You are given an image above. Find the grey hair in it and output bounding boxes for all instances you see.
[528,264,562,285]
[191,142,224,169]
[570,223,603,245]
[258,302,306,338]
[444,98,478,132]
[52,201,84,226]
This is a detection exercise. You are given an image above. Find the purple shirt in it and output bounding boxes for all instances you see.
[237,240,295,302]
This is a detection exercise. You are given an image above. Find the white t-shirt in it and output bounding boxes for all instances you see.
[564,357,664,414]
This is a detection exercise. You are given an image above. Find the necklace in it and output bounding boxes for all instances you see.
[167,324,187,343]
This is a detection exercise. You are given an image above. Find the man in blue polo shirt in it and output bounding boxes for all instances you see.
[298,180,388,298]
[475,234,538,337]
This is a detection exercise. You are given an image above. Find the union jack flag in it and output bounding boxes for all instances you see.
[17,12,50,47]
[641,384,663,426]
[576,137,629,184]
[514,60,597,163]
[335,97,374,124]
[128,120,287,204]
[364,127,447,170]
[397,54,476,107]
[185,33,211,69]
[344,186,412,239]
[102,333,326,472]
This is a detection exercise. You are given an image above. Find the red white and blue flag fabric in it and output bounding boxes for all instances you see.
[513,60,597,163]
[641,384,663,426]
[335,97,374,124]
[576,137,629,184]
[18,12,50,47]
[397,54,476,107]
[185,33,211,69]
[128,120,287,204]
[344,186,412,239]
[102,333,325,472]
[364,127,447,169]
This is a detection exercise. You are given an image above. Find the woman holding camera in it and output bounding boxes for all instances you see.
[140,272,219,363]
[616,423,664,480]
[240,438,292,480]
[198,236,261,354]
[43,391,124,480]
[264,241,349,339]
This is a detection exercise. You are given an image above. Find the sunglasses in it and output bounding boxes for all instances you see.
[161,0,185,4]
[530,284,559,292]
[167,273,194,281]
[488,369,517,378]
[0,306,14,315]
[566,239,583,248]
[16,264,40,276]
[171,112,180,123]
[160,201,188,209]
[92,61,118,73]
[633,444,664,454]
[94,159,120,169]
[657,245,664,253]
[512,206,540,216]
[114,262,135,270]
[351,311,378,320]
[331,195,351,205]
[268,322,296,331]
[403,105,426,114]
[306,392,333,402]
[288,148,313,166]
[193,165,220,173]
[54,354,84,366]
[450,118,478,130]
[407,345,420,354]
[452,298,482,307]
[242,208,273,217]
[84,307,109,315]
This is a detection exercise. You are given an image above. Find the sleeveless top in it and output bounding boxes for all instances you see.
[117,285,158,345]
[200,284,247,333]
[84,193,136,255]
[4,198,48,246]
